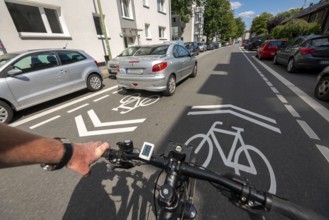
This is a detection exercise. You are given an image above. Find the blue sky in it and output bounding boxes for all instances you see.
[231,0,320,30]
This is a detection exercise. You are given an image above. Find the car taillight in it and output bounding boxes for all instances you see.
[94,60,99,67]
[152,62,168,72]
[300,47,316,55]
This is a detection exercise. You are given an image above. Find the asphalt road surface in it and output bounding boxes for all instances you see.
[1,44,329,220]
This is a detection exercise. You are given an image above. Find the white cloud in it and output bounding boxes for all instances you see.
[231,1,242,10]
[237,11,255,18]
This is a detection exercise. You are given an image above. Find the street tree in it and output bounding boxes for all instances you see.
[203,0,235,42]
[171,0,203,23]
[234,17,246,38]
[250,12,273,36]
[267,8,301,34]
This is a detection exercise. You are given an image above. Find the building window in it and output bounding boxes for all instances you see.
[159,26,166,39]
[93,14,109,38]
[145,24,151,39]
[121,0,133,19]
[5,1,69,38]
[157,0,166,13]
[143,0,149,7]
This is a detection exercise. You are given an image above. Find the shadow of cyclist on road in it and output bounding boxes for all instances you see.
[63,161,158,220]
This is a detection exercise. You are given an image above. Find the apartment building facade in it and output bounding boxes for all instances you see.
[0,0,171,64]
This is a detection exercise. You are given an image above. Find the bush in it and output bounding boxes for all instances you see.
[270,19,321,40]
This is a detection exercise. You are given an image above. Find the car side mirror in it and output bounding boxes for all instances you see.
[7,68,22,76]
[190,52,195,57]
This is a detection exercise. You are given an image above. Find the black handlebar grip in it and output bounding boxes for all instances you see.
[268,195,328,220]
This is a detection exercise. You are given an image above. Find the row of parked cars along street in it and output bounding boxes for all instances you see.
[0,41,199,124]
[243,34,329,102]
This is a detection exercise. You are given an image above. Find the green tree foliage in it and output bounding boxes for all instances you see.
[234,17,246,38]
[203,0,235,42]
[267,9,301,34]
[171,0,203,23]
[271,19,321,40]
[250,12,273,36]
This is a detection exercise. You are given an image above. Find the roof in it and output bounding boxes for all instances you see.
[284,0,329,22]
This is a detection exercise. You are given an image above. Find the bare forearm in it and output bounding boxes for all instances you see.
[0,124,64,168]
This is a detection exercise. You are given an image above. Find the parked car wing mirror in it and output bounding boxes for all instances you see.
[7,68,22,76]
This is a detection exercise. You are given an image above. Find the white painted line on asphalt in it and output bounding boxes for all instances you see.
[10,85,117,127]
[270,87,279,94]
[67,104,89,113]
[316,145,329,163]
[75,115,137,137]
[252,58,329,124]
[191,104,277,123]
[93,95,110,102]
[29,115,61,129]
[284,104,301,118]
[276,94,288,104]
[87,109,146,127]
[296,120,320,140]
[266,81,273,87]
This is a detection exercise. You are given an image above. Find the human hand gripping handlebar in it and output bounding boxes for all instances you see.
[102,140,328,220]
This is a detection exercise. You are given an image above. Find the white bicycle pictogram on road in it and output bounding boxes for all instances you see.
[112,93,160,114]
[185,121,277,194]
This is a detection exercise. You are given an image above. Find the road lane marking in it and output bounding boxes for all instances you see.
[296,120,320,140]
[10,85,117,127]
[67,104,89,113]
[189,105,281,133]
[252,57,329,124]
[87,109,146,127]
[276,94,288,104]
[270,87,279,94]
[93,95,110,102]
[316,145,329,163]
[75,115,137,137]
[29,115,61,129]
[284,104,300,118]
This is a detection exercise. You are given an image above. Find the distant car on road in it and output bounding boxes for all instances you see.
[108,46,141,78]
[256,39,287,60]
[314,65,329,101]
[116,42,197,96]
[207,43,214,50]
[0,49,103,123]
[197,42,207,52]
[184,42,200,55]
[246,36,267,51]
[273,34,329,73]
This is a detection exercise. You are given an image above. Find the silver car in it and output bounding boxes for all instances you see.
[0,49,103,123]
[108,46,141,77]
[116,42,197,96]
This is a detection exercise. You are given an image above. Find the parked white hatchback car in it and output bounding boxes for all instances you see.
[0,49,103,123]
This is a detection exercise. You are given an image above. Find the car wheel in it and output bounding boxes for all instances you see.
[315,76,329,101]
[273,54,279,64]
[190,64,197,78]
[287,58,296,73]
[163,75,176,96]
[87,74,102,91]
[0,101,13,124]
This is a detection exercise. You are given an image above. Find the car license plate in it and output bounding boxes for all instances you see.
[127,69,143,74]
[320,60,329,65]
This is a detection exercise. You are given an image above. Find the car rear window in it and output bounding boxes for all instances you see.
[119,47,140,57]
[135,45,169,56]
[0,53,18,68]
[311,37,329,47]
[268,41,286,47]
[58,51,86,65]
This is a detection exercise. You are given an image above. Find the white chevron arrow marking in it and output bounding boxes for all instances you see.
[87,109,146,127]
[75,109,146,137]
[75,115,138,137]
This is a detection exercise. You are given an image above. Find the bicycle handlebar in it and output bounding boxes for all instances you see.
[102,143,328,220]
